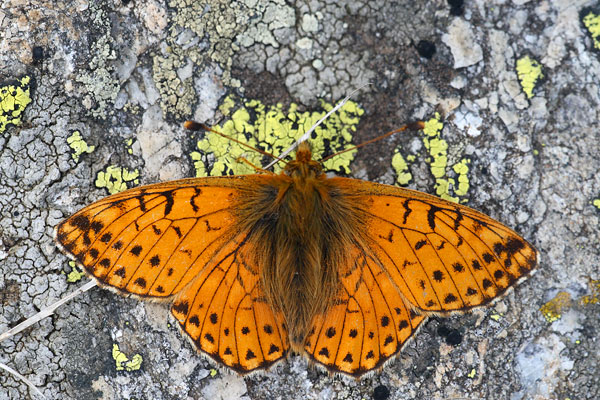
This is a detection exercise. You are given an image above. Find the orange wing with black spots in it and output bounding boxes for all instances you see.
[347,179,538,314]
[55,131,538,378]
[171,231,289,373]
[304,244,427,376]
[55,177,247,298]
[55,176,290,373]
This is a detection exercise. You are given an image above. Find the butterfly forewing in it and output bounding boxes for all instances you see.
[349,180,538,313]
[55,178,250,297]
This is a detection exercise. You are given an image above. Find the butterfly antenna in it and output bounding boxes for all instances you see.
[184,121,279,161]
[320,121,425,162]
[264,82,372,170]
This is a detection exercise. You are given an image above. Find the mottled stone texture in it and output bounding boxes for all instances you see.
[0,0,598,399]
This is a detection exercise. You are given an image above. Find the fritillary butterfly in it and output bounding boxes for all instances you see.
[54,120,537,377]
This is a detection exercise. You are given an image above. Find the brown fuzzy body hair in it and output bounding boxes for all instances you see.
[231,142,368,350]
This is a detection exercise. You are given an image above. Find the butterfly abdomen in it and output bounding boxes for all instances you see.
[234,171,370,349]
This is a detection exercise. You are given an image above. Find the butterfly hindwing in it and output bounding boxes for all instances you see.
[171,231,289,373]
[304,244,427,377]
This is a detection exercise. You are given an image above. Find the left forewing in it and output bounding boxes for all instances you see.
[54,176,254,298]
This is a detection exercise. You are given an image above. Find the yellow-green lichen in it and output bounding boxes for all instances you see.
[66,261,85,283]
[489,313,502,322]
[467,369,476,379]
[95,166,140,195]
[219,95,236,116]
[593,198,600,210]
[392,148,412,185]
[421,114,470,203]
[0,76,32,133]
[67,131,96,162]
[539,291,572,323]
[191,95,364,177]
[452,158,471,196]
[580,279,600,305]
[126,138,135,155]
[112,344,143,372]
[516,56,544,99]
[210,368,218,377]
[582,9,600,51]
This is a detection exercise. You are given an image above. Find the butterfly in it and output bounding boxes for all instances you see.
[54,119,538,377]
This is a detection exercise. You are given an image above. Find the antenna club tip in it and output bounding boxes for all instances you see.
[408,121,425,130]
[183,120,208,131]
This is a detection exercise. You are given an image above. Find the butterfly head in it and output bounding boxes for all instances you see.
[284,141,323,179]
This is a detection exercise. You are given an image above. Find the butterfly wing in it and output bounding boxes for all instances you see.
[171,230,289,373]
[55,176,290,372]
[55,177,250,297]
[340,178,538,313]
[304,243,427,377]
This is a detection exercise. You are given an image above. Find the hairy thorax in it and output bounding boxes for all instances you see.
[233,143,369,349]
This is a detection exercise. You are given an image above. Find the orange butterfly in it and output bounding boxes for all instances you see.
[54,120,538,377]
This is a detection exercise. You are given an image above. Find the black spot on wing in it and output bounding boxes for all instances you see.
[137,195,147,212]
[173,301,189,315]
[453,209,463,231]
[130,245,143,256]
[163,191,174,217]
[90,220,103,234]
[427,205,440,230]
[134,277,147,288]
[71,215,90,230]
[402,199,411,225]
[268,344,280,355]
[190,187,201,212]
